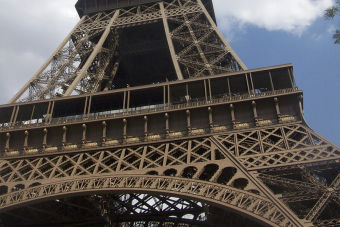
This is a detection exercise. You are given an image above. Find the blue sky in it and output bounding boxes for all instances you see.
[0,0,339,145]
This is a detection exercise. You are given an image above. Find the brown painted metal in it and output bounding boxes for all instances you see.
[1,0,340,226]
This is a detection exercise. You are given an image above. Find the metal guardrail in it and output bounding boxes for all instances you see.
[0,88,300,131]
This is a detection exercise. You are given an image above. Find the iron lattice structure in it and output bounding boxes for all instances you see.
[9,0,245,103]
[0,0,339,226]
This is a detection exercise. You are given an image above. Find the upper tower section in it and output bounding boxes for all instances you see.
[10,0,246,103]
[75,0,216,21]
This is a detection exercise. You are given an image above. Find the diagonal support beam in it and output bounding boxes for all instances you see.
[160,2,184,80]
[197,0,247,70]
[64,10,120,96]
[305,172,340,222]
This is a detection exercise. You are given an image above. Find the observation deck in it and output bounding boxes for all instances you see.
[0,64,302,158]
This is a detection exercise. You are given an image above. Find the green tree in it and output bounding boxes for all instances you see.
[325,0,340,44]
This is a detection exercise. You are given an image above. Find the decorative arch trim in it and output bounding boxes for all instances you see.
[0,174,296,227]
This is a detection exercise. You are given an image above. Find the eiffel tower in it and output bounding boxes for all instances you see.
[0,0,339,226]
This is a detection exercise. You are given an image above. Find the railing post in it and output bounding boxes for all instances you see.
[42,128,48,151]
[123,119,127,143]
[144,116,148,141]
[208,107,213,131]
[102,121,107,144]
[165,113,170,138]
[186,110,191,134]
[62,126,67,148]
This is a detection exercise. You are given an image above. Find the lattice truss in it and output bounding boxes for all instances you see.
[10,0,246,103]
[0,123,339,226]
[15,11,120,102]
[93,194,208,225]
[163,0,245,78]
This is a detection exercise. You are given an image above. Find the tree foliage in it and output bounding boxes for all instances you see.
[325,0,340,44]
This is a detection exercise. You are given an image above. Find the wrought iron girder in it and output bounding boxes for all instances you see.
[316,218,340,227]
[81,5,202,30]
[240,146,340,170]
[281,191,322,203]
[305,172,340,222]
[258,173,325,192]
[179,15,213,75]
[214,124,340,170]
[332,172,340,188]
[178,58,233,73]
[175,49,225,59]
[254,159,340,224]
[299,165,324,185]
[332,194,340,206]
[305,192,333,221]
[172,32,219,53]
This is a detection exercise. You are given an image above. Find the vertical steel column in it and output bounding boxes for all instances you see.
[144,116,148,140]
[165,113,170,137]
[102,121,107,143]
[204,80,208,102]
[227,78,231,96]
[287,67,296,88]
[43,128,48,150]
[160,2,184,80]
[208,79,212,100]
[269,71,275,91]
[245,74,251,95]
[249,73,255,94]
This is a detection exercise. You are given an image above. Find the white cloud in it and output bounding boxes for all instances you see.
[327,24,336,34]
[0,0,78,103]
[213,0,333,34]
[0,50,45,101]
[311,33,323,41]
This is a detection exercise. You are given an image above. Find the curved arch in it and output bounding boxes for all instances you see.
[0,174,294,227]
[199,164,219,181]
[163,168,177,176]
[217,167,237,185]
[182,166,198,178]
[146,170,158,175]
[232,178,249,190]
